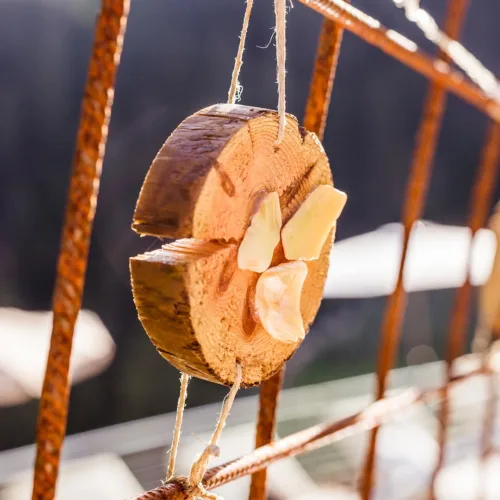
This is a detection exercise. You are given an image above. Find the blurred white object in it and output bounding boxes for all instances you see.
[2,453,143,500]
[0,308,115,406]
[0,368,30,407]
[325,221,497,298]
[372,423,438,500]
[291,488,360,500]
[435,455,500,500]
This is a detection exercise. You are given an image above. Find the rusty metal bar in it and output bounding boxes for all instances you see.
[482,377,498,461]
[479,343,500,500]
[134,365,490,500]
[248,15,348,500]
[297,0,500,124]
[248,369,285,500]
[251,13,350,500]
[32,0,500,498]
[430,121,500,498]
[480,371,498,484]
[479,367,499,500]
[31,1,130,498]
[303,16,346,139]
[358,0,471,496]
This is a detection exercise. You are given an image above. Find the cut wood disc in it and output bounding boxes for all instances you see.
[130,104,336,387]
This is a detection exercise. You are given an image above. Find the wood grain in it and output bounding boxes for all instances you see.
[131,105,336,386]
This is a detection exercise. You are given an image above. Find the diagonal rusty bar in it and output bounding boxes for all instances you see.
[358,0,471,497]
[134,364,491,500]
[134,390,424,499]
[430,121,500,499]
[297,0,500,123]
[31,1,130,498]
[248,14,348,500]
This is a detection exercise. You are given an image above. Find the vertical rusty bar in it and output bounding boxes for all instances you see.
[430,122,500,499]
[303,16,346,139]
[479,334,500,499]
[32,1,130,498]
[478,371,498,500]
[360,1,471,498]
[481,373,497,458]
[248,369,285,500]
[249,15,347,500]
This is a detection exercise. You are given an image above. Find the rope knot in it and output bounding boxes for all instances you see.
[165,365,242,500]
[188,444,221,486]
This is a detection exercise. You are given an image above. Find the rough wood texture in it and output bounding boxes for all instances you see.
[133,104,330,240]
[131,104,336,387]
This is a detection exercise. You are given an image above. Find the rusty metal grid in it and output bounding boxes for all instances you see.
[32,0,500,499]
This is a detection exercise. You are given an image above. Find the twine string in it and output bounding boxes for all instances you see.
[166,372,191,481]
[228,0,288,143]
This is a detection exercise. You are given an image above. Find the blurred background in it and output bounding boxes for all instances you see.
[1,0,500,498]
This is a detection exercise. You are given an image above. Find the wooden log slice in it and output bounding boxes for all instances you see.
[130,104,336,387]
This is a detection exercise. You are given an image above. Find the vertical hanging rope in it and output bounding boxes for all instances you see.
[166,373,191,481]
[186,364,243,499]
[227,0,287,144]
[228,0,254,104]
[32,2,130,499]
[274,0,287,144]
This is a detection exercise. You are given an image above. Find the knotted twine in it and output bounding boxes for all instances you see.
[227,0,288,144]
[227,0,254,105]
[165,365,243,499]
[164,0,288,494]
[274,0,287,144]
[166,372,191,481]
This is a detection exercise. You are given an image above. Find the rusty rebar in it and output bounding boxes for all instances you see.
[248,369,285,500]
[479,343,500,500]
[303,16,346,139]
[297,0,500,124]
[134,365,489,500]
[358,0,471,496]
[248,18,348,499]
[33,0,500,497]
[247,14,349,500]
[479,371,498,500]
[31,2,129,498]
[429,121,500,499]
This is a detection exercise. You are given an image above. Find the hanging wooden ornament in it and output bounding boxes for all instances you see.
[130,103,346,388]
